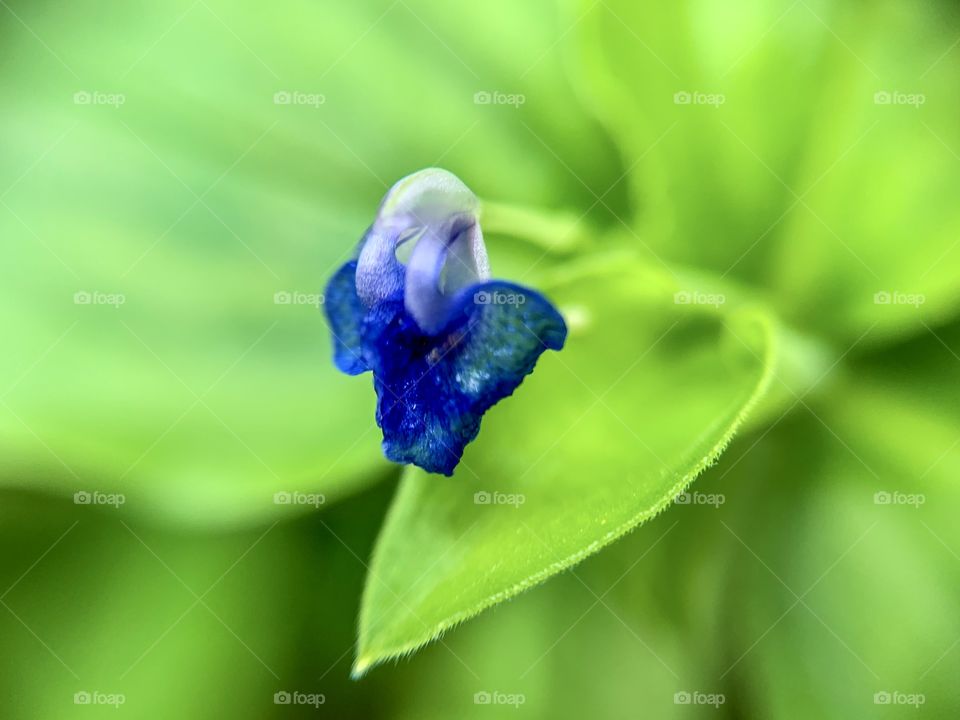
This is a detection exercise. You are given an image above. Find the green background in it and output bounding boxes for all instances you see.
[1,0,959,717]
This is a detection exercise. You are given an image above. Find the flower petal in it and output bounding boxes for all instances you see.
[323,260,369,375]
[404,214,484,335]
[361,282,567,475]
[355,226,405,309]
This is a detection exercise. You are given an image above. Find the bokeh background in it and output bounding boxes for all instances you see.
[1,0,959,717]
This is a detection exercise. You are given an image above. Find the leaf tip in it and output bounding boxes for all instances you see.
[350,655,374,680]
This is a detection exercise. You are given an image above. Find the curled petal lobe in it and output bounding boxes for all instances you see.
[404,214,482,335]
[355,226,405,308]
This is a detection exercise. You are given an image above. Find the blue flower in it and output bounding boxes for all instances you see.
[324,169,567,476]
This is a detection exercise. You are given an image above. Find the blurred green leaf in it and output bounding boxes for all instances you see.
[0,496,323,718]
[576,0,960,344]
[354,257,776,674]
[574,0,821,277]
[717,322,960,718]
[724,418,960,718]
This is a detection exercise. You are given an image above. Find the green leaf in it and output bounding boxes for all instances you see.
[573,0,827,279]
[389,567,700,719]
[713,323,960,719]
[353,256,776,675]
[0,493,368,719]
[722,417,960,719]
[575,0,960,344]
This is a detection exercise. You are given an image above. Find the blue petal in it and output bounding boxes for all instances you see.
[323,260,368,375]
[360,281,567,475]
